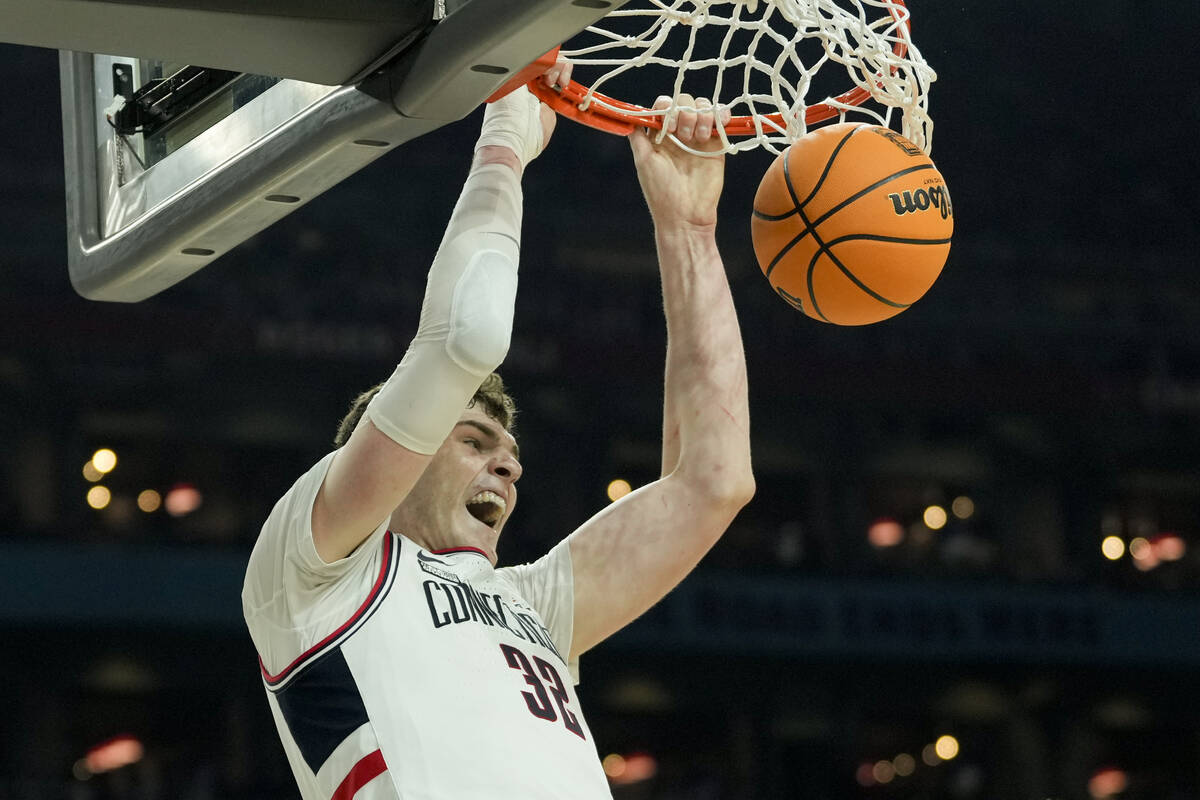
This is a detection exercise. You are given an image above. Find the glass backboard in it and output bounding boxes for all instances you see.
[0,0,620,301]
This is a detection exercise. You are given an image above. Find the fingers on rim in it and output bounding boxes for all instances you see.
[650,95,674,133]
[673,93,697,139]
[543,57,573,91]
[650,94,726,142]
[693,97,715,140]
[551,61,573,90]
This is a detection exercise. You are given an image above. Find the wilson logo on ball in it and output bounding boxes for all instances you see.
[887,185,953,220]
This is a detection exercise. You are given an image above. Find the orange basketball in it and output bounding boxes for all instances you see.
[751,123,954,325]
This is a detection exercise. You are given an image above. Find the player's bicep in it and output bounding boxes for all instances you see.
[566,474,739,659]
[312,417,433,563]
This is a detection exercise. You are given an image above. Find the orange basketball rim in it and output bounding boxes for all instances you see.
[523,0,913,138]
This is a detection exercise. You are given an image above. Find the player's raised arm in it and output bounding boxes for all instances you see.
[566,97,755,657]
[311,88,555,563]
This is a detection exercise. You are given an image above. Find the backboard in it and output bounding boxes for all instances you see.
[0,0,619,301]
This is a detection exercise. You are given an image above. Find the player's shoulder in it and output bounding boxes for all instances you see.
[243,450,346,600]
[495,539,573,592]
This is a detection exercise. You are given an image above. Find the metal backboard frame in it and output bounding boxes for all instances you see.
[56,0,619,301]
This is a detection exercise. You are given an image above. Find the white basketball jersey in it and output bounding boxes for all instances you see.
[243,452,613,800]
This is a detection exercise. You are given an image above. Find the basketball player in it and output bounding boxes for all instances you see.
[242,76,754,798]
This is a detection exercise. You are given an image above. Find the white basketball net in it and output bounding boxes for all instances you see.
[558,0,936,155]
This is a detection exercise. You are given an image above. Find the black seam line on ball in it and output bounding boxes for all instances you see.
[810,164,935,229]
[763,157,819,278]
[814,231,951,312]
[764,198,820,281]
[764,227,809,279]
[797,124,867,209]
[755,124,866,222]
[803,232,948,320]
[802,206,834,322]
[752,207,796,222]
[783,141,803,210]
[820,245,911,309]
[823,233,954,246]
[805,247,829,322]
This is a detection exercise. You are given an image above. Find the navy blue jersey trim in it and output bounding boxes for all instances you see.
[274,645,372,774]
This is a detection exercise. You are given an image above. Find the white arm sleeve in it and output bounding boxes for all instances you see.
[365,88,544,454]
[365,163,521,453]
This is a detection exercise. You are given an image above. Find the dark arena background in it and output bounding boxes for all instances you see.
[2,1,1200,798]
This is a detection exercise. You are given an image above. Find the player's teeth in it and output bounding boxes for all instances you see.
[466,491,506,513]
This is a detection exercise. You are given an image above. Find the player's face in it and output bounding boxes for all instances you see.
[390,405,522,563]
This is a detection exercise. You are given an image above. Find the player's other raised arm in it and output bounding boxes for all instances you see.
[311,88,556,563]
[567,97,755,657]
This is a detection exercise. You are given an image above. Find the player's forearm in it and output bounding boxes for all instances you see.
[656,224,754,503]
[314,96,540,563]
[316,161,524,562]
[475,144,522,175]
[362,95,538,457]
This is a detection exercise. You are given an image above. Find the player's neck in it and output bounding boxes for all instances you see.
[392,526,498,565]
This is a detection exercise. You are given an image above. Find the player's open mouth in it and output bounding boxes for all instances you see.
[465,490,506,528]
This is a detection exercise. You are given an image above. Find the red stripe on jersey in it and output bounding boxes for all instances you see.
[430,546,488,557]
[330,749,388,800]
[259,534,395,685]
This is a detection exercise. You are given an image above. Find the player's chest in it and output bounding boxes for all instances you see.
[366,563,567,666]
[346,567,585,739]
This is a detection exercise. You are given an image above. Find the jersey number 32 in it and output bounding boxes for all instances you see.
[500,643,585,740]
